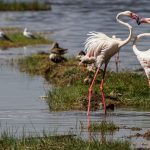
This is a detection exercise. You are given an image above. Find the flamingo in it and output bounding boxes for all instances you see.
[112,35,122,72]
[132,17,150,87]
[79,11,140,128]
[133,33,150,87]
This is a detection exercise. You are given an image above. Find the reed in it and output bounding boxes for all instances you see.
[0,0,51,11]
[0,132,131,150]
[0,32,52,48]
[89,121,119,132]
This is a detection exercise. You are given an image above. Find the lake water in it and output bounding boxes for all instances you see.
[0,0,150,148]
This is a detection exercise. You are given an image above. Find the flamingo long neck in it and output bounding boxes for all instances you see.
[133,33,150,55]
[116,13,132,48]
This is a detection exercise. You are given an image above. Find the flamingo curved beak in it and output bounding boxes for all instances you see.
[139,18,150,25]
[131,13,140,25]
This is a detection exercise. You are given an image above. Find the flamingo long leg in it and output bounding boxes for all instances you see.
[115,52,119,63]
[87,66,100,128]
[100,63,108,115]
[115,52,119,73]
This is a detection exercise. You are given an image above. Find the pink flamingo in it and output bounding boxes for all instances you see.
[134,17,150,87]
[80,11,139,128]
[133,33,150,87]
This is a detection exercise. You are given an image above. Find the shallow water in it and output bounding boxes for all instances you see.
[0,57,149,148]
[0,0,150,149]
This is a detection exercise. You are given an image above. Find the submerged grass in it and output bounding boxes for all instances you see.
[0,1,51,11]
[17,54,150,111]
[0,28,52,48]
[89,121,119,132]
[0,132,132,150]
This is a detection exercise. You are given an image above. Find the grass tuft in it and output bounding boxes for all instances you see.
[89,121,119,132]
[0,28,52,48]
[0,0,51,11]
[0,132,132,150]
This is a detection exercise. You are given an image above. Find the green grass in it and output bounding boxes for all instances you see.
[89,121,119,132]
[0,28,52,48]
[17,54,150,111]
[0,0,51,11]
[0,133,132,150]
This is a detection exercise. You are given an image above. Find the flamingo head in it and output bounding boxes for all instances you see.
[138,18,150,25]
[122,11,140,24]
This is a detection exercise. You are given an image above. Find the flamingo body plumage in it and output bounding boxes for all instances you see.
[79,11,140,128]
[133,33,150,87]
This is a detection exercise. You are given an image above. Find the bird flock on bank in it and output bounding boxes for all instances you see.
[0,28,36,42]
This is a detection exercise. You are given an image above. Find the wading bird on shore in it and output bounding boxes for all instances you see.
[49,42,67,63]
[133,33,150,87]
[133,17,150,87]
[79,11,140,128]
[23,28,36,39]
[0,30,12,42]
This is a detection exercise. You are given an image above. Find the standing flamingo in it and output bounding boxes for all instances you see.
[80,11,139,128]
[133,33,150,87]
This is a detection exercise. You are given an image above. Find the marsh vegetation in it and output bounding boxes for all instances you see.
[0,131,131,150]
[0,1,51,11]
[0,27,52,48]
[89,121,119,132]
[17,53,150,111]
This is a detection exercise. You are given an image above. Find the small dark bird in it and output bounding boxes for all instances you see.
[99,103,114,111]
[49,42,68,63]
[106,104,114,111]
[49,53,67,63]
[0,30,13,42]
[50,42,68,55]
[78,50,86,56]
[76,50,86,61]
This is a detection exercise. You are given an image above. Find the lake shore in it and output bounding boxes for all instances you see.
[17,53,150,111]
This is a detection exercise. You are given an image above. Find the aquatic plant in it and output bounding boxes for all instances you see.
[0,131,131,150]
[0,1,51,11]
[89,121,119,132]
[0,30,52,48]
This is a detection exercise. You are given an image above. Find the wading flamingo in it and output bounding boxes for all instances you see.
[133,33,150,87]
[133,17,150,87]
[79,11,139,128]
